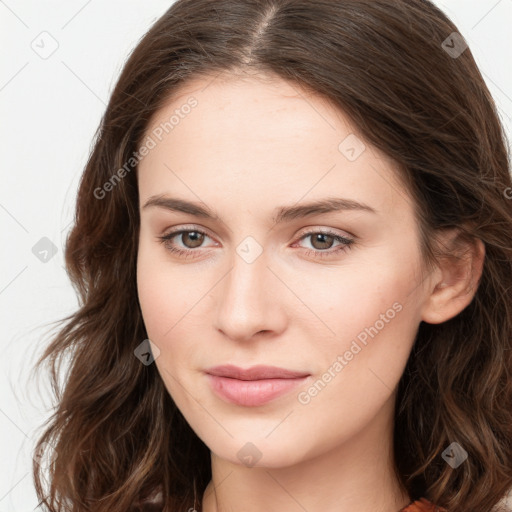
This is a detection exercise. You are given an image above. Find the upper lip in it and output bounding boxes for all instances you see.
[205,364,310,380]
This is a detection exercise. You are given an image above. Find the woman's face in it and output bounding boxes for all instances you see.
[136,72,431,468]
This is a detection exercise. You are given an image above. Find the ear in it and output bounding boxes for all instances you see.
[420,229,485,325]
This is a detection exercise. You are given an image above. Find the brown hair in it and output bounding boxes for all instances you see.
[31,1,512,511]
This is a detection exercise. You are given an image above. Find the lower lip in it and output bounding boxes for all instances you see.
[206,374,310,407]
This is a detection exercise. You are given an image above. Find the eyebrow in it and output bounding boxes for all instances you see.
[142,195,377,223]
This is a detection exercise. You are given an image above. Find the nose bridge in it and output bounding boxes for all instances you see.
[225,235,270,310]
[214,233,282,339]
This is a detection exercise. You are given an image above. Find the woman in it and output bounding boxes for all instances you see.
[31,1,512,511]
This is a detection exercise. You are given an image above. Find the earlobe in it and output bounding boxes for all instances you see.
[420,231,485,325]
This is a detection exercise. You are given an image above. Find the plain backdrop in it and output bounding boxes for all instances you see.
[1,1,511,510]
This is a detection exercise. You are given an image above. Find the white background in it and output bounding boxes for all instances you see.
[1,1,511,510]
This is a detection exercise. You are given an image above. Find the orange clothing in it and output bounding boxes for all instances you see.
[400,497,445,511]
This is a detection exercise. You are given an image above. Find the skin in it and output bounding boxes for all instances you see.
[136,71,485,512]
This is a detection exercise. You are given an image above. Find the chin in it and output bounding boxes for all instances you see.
[204,433,309,469]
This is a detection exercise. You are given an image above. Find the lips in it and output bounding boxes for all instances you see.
[205,364,310,380]
[204,364,311,407]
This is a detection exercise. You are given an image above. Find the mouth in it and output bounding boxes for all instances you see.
[204,364,311,407]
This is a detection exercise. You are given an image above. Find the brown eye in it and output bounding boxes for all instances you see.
[295,230,354,260]
[309,233,335,250]
[180,231,204,248]
[158,229,212,256]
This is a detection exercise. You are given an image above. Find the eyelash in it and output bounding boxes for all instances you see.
[157,226,354,260]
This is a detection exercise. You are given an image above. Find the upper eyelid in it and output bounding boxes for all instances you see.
[297,226,355,240]
[166,225,217,241]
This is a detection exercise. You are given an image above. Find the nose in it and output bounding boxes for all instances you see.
[213,245,287,343]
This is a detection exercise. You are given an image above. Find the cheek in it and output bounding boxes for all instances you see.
[136,255,193,399]
[319,265,411,337]
[137,272,193,349]
[296,293,417,436]
[312,254,421,386]
[136,241,207,375]
[137,238,181,343]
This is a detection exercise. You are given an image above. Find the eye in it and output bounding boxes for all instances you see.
[157,227,215,259]
[157,226,354,260]
[293,229,354,259]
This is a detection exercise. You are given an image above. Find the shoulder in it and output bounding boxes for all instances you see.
[400,498,447,512]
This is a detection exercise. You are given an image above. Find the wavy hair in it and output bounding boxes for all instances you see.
[31,1,512,511]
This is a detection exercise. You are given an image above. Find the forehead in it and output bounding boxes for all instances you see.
[138,72,411,220]
[148,71,358,142]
